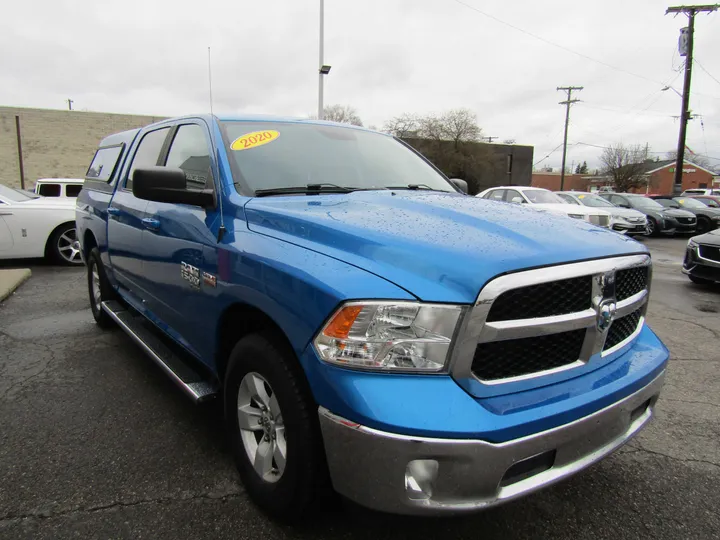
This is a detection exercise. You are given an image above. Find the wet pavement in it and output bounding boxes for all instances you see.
[0,238,718,539]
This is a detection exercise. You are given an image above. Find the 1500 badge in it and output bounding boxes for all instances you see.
[181,262,201,289]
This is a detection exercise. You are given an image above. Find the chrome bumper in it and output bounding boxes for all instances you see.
[319,370,664,515]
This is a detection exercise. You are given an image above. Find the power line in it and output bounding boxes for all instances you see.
[693,57,720,87]
[533,142,565,167]
[450,0,666,85]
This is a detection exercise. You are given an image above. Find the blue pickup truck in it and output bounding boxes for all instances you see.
[76,115,669,520]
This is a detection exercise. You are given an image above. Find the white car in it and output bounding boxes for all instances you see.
[681,188,720,196]
[0,184,82,265]
[34,178,84,199]
[477,186,612,228]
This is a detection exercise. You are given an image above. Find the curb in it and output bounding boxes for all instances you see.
[0,268,32,302]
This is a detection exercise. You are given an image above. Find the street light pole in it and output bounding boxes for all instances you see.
[318,0,324,120]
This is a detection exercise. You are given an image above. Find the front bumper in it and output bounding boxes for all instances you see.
[612,222,649,235]
[319,370,664,515]
[683,244,720,282]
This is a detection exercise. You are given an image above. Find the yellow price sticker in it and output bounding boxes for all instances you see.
[578,194,585,199]
[231,130,280,151]
[678,199,685,203]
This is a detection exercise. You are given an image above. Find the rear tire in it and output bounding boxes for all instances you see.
[87,248,116,329]
[224,334,330,522]
[49,223,83,265]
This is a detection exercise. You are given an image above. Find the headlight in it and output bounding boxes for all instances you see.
[688,239,698,249]
[314,302,463,372]
[567,213,585,219]
[614,216,631,225]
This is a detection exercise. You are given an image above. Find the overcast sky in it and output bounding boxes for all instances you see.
[2,0,719,170]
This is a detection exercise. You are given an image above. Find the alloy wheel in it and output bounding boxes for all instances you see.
[237,372,287,483]
[57,228,82,264]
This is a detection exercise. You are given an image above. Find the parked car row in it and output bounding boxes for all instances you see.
[476,186,614,228]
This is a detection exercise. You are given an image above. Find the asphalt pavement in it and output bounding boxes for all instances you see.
[0,238,718,539]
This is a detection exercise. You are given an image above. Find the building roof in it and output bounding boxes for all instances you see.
[643,159,716,176]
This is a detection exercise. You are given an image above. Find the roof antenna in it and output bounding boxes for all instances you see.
[208,46,226,243]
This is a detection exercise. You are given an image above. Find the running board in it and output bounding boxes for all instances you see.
[101,300,218,403]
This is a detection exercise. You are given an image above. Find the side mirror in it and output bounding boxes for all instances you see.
[449,178,468,194]
[618,203,630,208]
[133,167,215,208]
[510,196,525,204]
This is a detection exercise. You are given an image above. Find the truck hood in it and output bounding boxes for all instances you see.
[245,191,647,303]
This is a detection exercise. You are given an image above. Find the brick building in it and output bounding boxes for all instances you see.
[1,106,165,189]
[630,159,719,194]
[532,160,719,194]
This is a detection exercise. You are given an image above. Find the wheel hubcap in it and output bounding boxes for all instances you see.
[237,372,286,483]
[58,228,82,264]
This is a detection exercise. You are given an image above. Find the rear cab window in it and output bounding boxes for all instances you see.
[87,145,125,184]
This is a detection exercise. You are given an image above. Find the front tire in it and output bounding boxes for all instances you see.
[87,248,116,329]
[224,334,329,522]
[697,216,712,234]
[49,223,83,265]
[646,217,659,237]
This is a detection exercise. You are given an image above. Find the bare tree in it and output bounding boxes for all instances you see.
[600,143,650,192]
[383,113,420,137]
[313,105,363,126]
[664,150,715,172]
[439,108,481,149]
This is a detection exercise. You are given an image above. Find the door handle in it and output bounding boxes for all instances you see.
[142,218,161,230]
[0,211,12,216]
[107,207,120,216]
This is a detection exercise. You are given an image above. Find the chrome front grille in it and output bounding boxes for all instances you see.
[599,215,609,227]
[699,244,720,263]
[451,255,651,386]
[589,215,610,227]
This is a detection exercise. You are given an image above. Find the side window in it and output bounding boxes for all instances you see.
[504,189,523,203]
[610,195,625,206]
[66,184,82,197]
[86,146,124,182]
[165,124,212,189]
[487,189,506,201]
[126,128,171,190]
[37,184,61,197]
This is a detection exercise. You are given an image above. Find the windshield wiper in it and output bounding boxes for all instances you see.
[254,183,357,197]
[386,184,445,192]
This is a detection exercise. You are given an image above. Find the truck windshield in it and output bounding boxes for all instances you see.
[221,121,455,195]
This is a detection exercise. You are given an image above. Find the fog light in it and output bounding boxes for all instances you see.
[405,459,439,500]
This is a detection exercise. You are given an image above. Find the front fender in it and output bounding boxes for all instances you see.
[206,227,417,367]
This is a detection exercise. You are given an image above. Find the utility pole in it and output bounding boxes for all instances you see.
[66,99,73,111]
[666,4,718,194]
[482,136,498,143]
[318,0,325,119]
[557,86,583,190]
